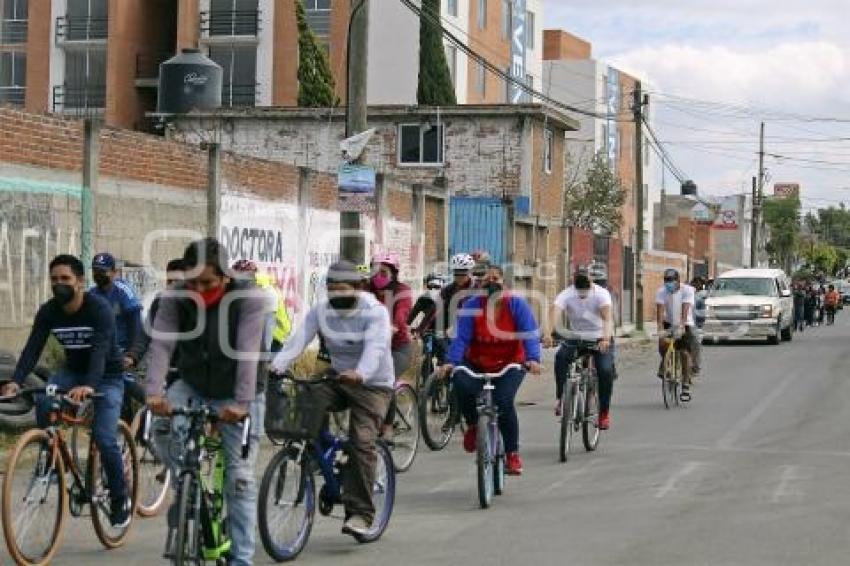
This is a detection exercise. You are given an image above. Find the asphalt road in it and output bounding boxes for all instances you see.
[3,318,850,566]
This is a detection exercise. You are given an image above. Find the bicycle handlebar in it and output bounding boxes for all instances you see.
[269,367,340,385]
[451,363,526,379]
[144,404,253,459]
[0,385,104,404]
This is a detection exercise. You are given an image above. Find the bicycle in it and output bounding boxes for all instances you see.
[556,340,601,463]
[661,330,692,408]
[1,385,139,566]
[258,370,395,562]
[451,363,524,509]
[150,404,251,565]
[418,367,461,451]
[389,380,419,473]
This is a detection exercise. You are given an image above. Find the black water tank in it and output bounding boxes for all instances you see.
[157,48,222,114]
[681,180,698,196]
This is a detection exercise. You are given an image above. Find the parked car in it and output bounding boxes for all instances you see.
[703,269,794,345]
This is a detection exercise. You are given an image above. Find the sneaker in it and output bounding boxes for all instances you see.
[110,496,132,529]
[463,425,478,453]
[506,452,523,475]
[342,515,371,538]
[680,386,691,403]
[554,399,562,417]
[598,411,610,430]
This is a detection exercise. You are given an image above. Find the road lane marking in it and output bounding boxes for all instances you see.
[606,440,850,460]
[655,461,704,499]
[715,371,798,450]
[543,459,600,493]
[772,465,807,503]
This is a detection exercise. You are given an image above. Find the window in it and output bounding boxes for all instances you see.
[63,49,106,108]
[2,0,27,43]
[399,124,444,165]
[477,0,486,29]
[209,0,258,36]
[304,0,330,9]
[526,10,535,49]
[543,128,553,174]
[501,0,511,39]
[0,51,26,105]
[476,62,486,96]
[304,0,330,40]
[445,45,457,88]
[209,45,257,106]
[64,0,108,40]
[447,0,458,17]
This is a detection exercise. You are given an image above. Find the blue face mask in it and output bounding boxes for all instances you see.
[665,281,678,293]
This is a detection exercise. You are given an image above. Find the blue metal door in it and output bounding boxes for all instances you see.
[449,197,507,264]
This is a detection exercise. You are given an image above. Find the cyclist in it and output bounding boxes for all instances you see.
[793,283,806,332]
[825,284,840,325]
[588,263,620,382]
[471,250,491,286]
[90,252,143,355]
[656,268,699,401]
[232,259,292,352]
[543,266,616,430]
[439,253,478,335]
[271,260,394,539]
[409,273,444,333]
[0,254,131,528]
[439,265,541,475]
[145,238,267,566]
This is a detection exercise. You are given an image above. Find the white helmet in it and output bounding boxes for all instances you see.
[449,253,475,272]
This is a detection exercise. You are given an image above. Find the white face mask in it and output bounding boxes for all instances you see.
[427,288,441,300]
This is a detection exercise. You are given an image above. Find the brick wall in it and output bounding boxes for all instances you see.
[424,196,445,265]
[570,226,594,275]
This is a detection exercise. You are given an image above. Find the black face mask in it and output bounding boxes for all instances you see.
[52,284,76,306]
[329,296,358,310]
[485,282,503,296]
[93,273,110,287]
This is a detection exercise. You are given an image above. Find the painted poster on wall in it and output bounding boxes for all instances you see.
[713,196,739,231]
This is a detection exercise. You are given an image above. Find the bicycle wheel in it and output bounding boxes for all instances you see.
[392,383,420,473]
[172,474,202,566]
[2,429,66,566]
[130,408,171,517]
[89,420,139,548]
[258,446,315,562]
[418,373,454,450]
[492,426,505,496]
[558,385,573,463]
[582,377,600,451]
[355,441,396,543]
[476,420,494,509]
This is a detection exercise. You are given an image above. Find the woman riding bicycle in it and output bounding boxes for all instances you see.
[439,265,541,475]
[271,261,394,539]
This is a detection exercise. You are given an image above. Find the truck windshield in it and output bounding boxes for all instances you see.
[710,278,777,297]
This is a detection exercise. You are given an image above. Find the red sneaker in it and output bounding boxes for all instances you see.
[506,452,523,475]
[463,425,477,453]
[599,410,610,430]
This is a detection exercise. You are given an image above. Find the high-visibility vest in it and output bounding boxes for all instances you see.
[256,272,291,344]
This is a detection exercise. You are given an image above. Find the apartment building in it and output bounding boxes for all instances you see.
[0,0,543,130]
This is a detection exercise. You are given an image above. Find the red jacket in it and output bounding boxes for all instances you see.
[464,296,526,373]
[371,281,413,350]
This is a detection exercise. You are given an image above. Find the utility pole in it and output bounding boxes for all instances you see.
[341,0,370,263]
[750,176,758,267]
[634,83,646,332]
[755,121,765,267]
[81,118,99,283]
[207,142,221,239]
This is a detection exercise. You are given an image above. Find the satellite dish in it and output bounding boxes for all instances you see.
[340,128,376,162]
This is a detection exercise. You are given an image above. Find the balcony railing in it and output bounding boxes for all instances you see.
[52,85,106,115]
[1,19,27,43]
[0,86,26,106]
[55,16,108,43]
[222,83,257,107]
[200,10,259,38]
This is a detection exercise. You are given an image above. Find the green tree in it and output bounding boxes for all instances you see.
[564,153,627,234]
[296,0,338,107]
[417,0,457,105]
[763,196,801,273]
[804,242,838,275]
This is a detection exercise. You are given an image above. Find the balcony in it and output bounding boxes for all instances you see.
[1,19,27,44]
[55,16,108,45]
[135,52,172,88]
[200,10,259,43]
[52,85,106,116]
[222,83,257,107]
[0,86,25,106]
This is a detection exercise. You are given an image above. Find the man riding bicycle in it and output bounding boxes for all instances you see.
[271,261,394,539]
[0,254,131,528]
[544,266,616,430]
[656,268,699,401]
[439,253,479,335]
[439,265,541,475]
[145,238,267,566]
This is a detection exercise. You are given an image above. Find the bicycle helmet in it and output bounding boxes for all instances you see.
[663,268,680,282]
[371,252,400,271]
[449,253,475,272]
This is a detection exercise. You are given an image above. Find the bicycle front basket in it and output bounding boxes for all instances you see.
[264,377,325,441]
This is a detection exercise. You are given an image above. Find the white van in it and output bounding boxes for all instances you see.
[703,269,794,345]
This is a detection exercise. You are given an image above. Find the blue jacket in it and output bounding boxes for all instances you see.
[448,294,541,366]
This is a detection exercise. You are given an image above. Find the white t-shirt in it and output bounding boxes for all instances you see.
[553,284,613,340]
[656,284,696,327]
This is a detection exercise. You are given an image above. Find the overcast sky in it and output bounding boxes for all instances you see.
[546,1,850,214]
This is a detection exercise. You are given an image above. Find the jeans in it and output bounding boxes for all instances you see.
[554,341,616,413]
[154,380,264,566]
[453,367,525,453]
[36,370,127,505]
